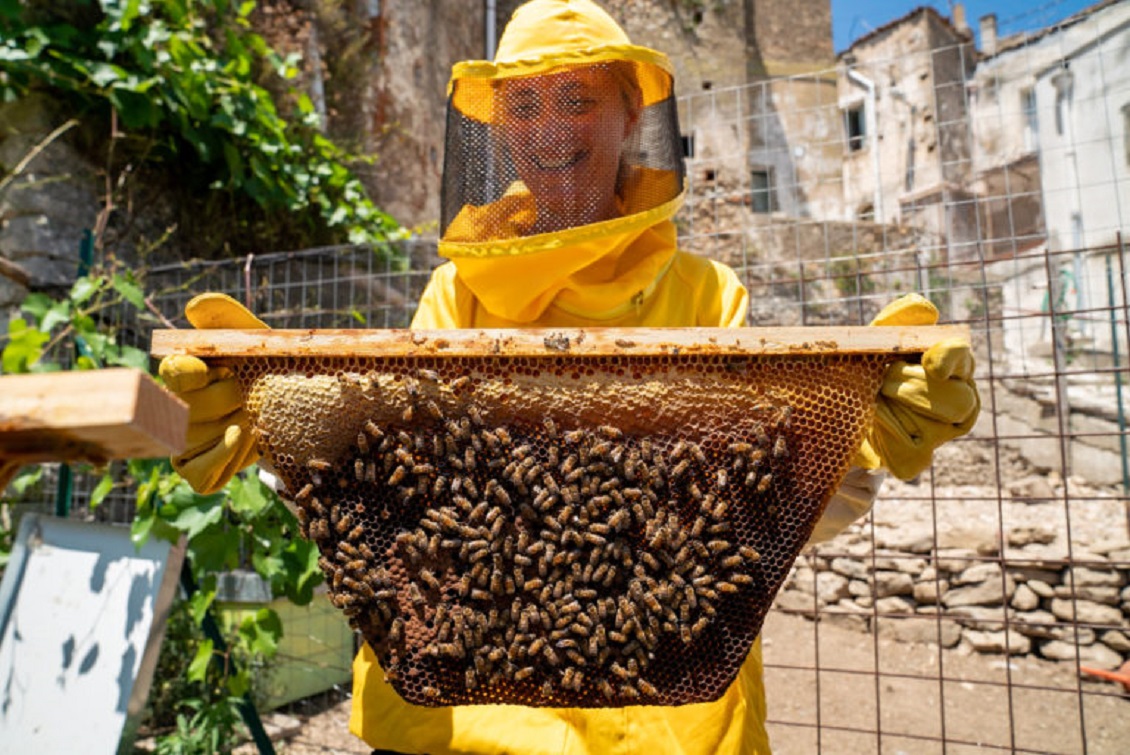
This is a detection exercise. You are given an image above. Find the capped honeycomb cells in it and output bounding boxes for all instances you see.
[230,352,887,707]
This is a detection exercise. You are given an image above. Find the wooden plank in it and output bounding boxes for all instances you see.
[0,368,188,471]
[150,325,970,359]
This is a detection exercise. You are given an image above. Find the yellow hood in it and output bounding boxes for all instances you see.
[440,173,683,322]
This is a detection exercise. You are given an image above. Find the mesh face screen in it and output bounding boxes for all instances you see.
[441,62,684,241]
[229,350,888,707]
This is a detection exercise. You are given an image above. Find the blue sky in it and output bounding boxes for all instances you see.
[832,0,1104,51]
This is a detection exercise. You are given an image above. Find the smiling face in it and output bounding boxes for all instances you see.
[501,65,639,235]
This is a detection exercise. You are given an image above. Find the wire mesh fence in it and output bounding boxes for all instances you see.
[4,5,1130,752]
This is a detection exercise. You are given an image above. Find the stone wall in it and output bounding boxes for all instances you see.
[772,448,1130,668]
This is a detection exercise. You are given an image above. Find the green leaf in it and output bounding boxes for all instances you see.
[168,488,225,540]
[188,587,216,627]
[90,474,114,508]
[239,608,281,657]
[10,466,43,495]
[70,277,102,305]
[40,301,72,333]
[111,273,147,309]
[227,471,268,518]
[2,318,49,374]
[187,638,214,682]
[226,670,251,697]
[187,525,240,573]
[19,293,52,324]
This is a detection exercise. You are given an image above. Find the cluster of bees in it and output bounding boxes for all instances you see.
[291,369,795,707]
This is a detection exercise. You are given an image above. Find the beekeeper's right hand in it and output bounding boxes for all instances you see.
[158,293,267,494]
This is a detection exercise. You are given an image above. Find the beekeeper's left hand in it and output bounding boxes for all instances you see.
[855,294,981,480]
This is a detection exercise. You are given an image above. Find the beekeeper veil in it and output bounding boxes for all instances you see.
[440,0,685,256]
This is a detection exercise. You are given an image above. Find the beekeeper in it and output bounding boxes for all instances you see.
[159,1,980,752]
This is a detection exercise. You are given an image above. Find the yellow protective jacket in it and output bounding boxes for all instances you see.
[349,221,772,755]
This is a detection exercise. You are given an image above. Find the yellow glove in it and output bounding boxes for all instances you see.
[158,293,267,494]
[855,294,981,480]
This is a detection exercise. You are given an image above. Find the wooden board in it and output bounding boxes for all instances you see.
[0,368,188,489]
[150,325,970,359]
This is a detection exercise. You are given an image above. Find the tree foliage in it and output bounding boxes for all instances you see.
[0,0,405,258]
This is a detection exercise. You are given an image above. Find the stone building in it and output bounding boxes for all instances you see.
[836,7,978,259]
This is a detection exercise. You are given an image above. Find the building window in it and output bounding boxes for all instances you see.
[1123,103,1130,165]
[1022,88,1038,152]
[1052,68,1073,138]
[844,105,866,152]
[681,134,695,159]
[750,169,776,213]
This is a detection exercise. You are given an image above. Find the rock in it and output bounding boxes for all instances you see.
[1007,474,1056,501]
[913,578,949,605]
[815,572,851,604]
[1049,598,1123,625]
[948,605,1007,629]
[1052,584,1121,604]
[848,579,872,598]
[879,617,962,648]
[1040,640,1125,667]
[1006,525,1057,547]
[1012,609,1060,639]
[1100,629,1130,654]
[1026,579,1056,598]
[1067,567,1125,588]
[954,562,1005,585]
[937,526,999,555]
[934,549,980,574]
[823,601,870,633]
[943,580,1012,608]
[874,525,935,553]
[1010,583,1040,611]
[789,566,816,593]
[830,557,870,580]
[964,629,1032,655]
[773,590,817,614]
[874,596,914,615]
[872,554,926,574]
[1010,566,1062,585]
[874,571,914,598]
[854,595,874,609]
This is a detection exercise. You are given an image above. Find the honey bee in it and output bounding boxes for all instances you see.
[347,524,365,542]
[450,375,471,392]
[730,573,754,585]
[363,420,384,439]
[743,471,758,488]
[720,554,743,570]
[422,686,441,701]
[756,473,773,494]
[773,435,788,459]
[670,460,690,480]
[637,678,658,696]
[563,429,585,445]
[388,617,404,643]
[739,545,761,562]
[691,616,710,638]
[514,666,536,681]
[418,568,441,591]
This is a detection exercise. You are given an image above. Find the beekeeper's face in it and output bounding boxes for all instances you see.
[502,65,638,234]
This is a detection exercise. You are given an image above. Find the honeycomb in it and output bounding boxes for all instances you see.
[222,347,888,707]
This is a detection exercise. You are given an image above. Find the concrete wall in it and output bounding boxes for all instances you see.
[1033,4,1130,253]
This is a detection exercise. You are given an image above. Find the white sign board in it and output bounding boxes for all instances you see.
[0,514,183,755]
